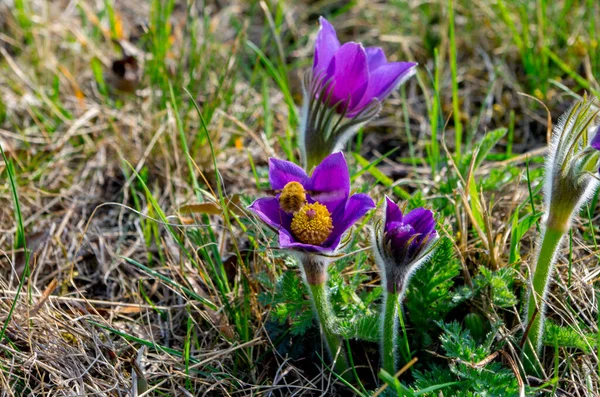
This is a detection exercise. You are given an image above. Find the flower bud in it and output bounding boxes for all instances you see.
[373,197,438,294]
[544,100,600,231]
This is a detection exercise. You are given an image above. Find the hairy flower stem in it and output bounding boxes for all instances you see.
[299,254,351,379]
[523,225,565,375]
[381,290,400,375]
[308,283,349,375]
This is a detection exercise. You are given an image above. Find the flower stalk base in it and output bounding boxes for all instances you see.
[523,226,565,376]
[308,282,349,375]
[299,254,350,379]
[381,291,399,375]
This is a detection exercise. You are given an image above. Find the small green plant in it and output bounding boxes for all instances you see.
[371,197,438,374]
[413,321,522,396]
[523,99,600,375]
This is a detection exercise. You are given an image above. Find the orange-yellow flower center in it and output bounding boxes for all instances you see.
[279,181,306,213]
[290,202,333,245]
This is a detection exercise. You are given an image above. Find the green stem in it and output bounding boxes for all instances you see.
[523,226,565,375]
[305,145,332,172]
[381,291,399,375]
[308,282,350,376]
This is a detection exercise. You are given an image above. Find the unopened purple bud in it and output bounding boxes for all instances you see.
[373,197,438,293]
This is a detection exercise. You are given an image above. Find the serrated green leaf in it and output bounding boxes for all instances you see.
[405,238,461,340]
[478,267,518,308]
[544,321,596,353]
[290,310,314,336]
[339,314,380,342]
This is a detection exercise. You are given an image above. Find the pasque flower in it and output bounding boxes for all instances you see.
[299,17,417,171]
[312,17,417,117]
[372,197,438,375]
[523,99,600,375]
[249,152,375,256]
[249,153,374,378]
[373,197,438,293]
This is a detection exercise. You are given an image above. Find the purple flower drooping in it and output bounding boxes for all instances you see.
[313,17,417,117]
[249,152,375,254]
[373,197,438,293]
[299,17,418,171]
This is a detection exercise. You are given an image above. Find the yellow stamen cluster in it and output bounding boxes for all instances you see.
[279,181,307,213]
[290,202,333,245]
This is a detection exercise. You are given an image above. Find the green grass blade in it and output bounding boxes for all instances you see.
[353,153,411,200]
[0,146,30,343]
[121,256,217,311]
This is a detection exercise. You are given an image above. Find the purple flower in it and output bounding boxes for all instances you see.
[383,197,437,264]
[248,153,375,253]
[313,17,417,118]
[299,18,417,171]
[373,197,438,292]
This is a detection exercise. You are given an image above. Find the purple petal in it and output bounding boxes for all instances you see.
[355,62,417,111]
[403,207,436,235]
[328,193,375,243]
[306,152,350,213]
[326,42,369,113]
[591,125,600,151]
[365,47,387,71]
[370,62,417,99]
[269,158,308,190]
[388,224,416,250]
[248,197,291,230]
[313,17,340,77]
[384,196,404,231]
[386,223,418,266]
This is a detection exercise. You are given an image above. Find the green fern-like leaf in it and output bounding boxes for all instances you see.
[290,309,315,336]
[478,267,518,308]
[404,237,461,340]
[544,320,596,353]
[339,313,380,342]
[279,270,306,302]
[423,321,521,396]
[266,270,314,336]
[439,321,489,363]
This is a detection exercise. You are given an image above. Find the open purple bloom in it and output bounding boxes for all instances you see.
[313,17,417,118]
[373,197,438,292]
[249,153,375,253]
